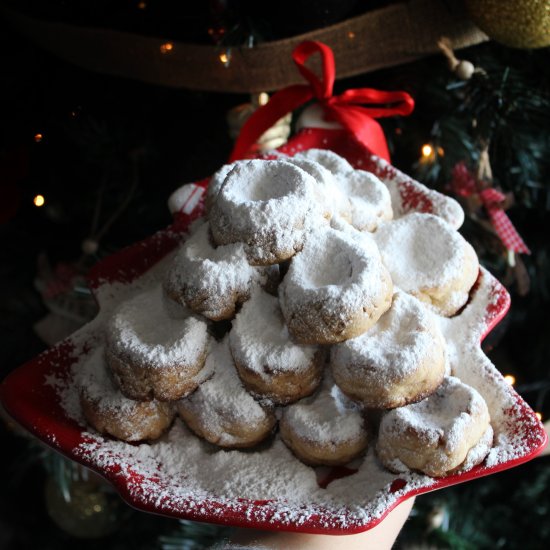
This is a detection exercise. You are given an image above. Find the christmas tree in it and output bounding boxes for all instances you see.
[1,1,549,548]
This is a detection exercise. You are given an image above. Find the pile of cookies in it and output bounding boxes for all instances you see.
[76,149,493,478]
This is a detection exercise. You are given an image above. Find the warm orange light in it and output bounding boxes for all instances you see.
[34,133,43,143]
[504,374,516,385]
[421,144,433,157]
[160,42,174,54]
[536,412,543,421]
[33,194,45,207]
[348,31,356,40]
[437,146,445,157]
[137,1,147,9]
[219,52,230,65]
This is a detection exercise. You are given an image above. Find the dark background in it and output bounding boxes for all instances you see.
[1,2,549,548]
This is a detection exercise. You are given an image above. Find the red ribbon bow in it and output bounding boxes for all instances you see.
[229,41,414,162]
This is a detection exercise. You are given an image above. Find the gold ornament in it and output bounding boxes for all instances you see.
[465,0,550,49]
[45,475,124,538]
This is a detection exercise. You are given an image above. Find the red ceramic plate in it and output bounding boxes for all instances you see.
[1,129,547,535]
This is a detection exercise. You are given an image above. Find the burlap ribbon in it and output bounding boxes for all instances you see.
[2,0,487,93]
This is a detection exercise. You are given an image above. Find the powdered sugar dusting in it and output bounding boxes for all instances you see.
[282,375,365,444]
[229,289,317,376]
[375,213,464,293]
[76,347,138,417]
[371,154,465,229]
[297,148,354,176]
[209,159,327,264]
[33,145,545,532]
[46,369,85,426]
[105,284,209,369]
[381,376,488,455]
[285,155,349,219]
[75,421,433,528]
[205,161,242,211]
[177,337,273,446]
[460,425,494,472]
[437,269,539,466]
[342,170,393,231]
[332,290,443,382]
[43,265,538,531]
[280,225,388,314]
[166,220,267,319]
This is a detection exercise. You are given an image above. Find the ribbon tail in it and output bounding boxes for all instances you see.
[480,188,530,254]
[486,205,531,255]
[229,85,313,162]
[326,104,391,161]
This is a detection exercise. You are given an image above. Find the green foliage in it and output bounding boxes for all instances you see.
[412,44,550,205]
[402,459,550,549]
[159,520,232,550]
[390,43,550,550]
[405,43,550,418]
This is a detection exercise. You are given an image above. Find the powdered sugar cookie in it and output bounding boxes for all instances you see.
[105,285,210,401]
[343,169,393,231]
[229,289,323,405]
[77,347,175,442]
[297,148,354,177]
[209,159,328,265]
[296,149,392,231]
[376,376,492,477]
[280,374,368,466]
[285,155,349,220]
[374,213,479,316]
[204,162,236,213]
[450,423,494,474]
[164,220,272,321]
[331,291,446,409]
[177,338,276,448]
[279,226,393,344]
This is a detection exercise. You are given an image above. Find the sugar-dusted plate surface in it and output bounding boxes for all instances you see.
[1,129,547,535]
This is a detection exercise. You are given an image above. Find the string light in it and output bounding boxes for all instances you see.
[504,374,516,385]
[219,50,231,68]
[34,133,43,143]
[536,412,543,421]
[137,1,147,9]
[160,42,173,54]
[347,31,356,40]
[258,92,269,106]
[33,195,45,207]
[69,105,82,119]
[421,144,433,157]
